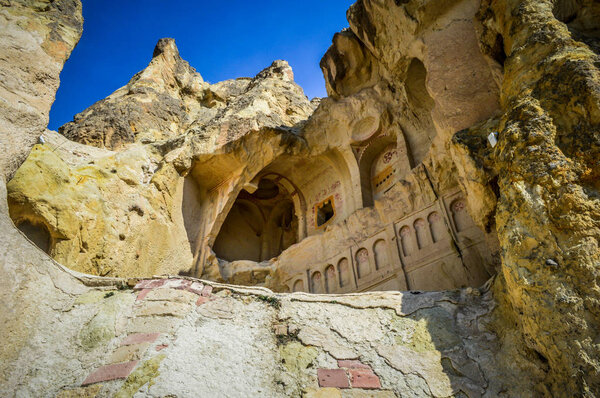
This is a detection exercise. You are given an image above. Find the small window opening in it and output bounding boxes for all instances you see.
[315,197,335,228]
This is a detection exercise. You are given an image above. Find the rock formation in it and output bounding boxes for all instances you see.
[7,1,501,294]
[0,0,599,396]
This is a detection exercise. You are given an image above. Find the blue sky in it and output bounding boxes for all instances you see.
[48,0,354,131]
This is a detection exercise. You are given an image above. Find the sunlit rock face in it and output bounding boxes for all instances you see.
[455,0,600,394]
[0,0,83,180]
[7,40,314,278]
[7,0,501,294]
[1,0,599,396]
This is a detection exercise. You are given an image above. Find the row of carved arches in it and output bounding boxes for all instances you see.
[398,199,471,257]
[292,237,394,294]
[355,239,389,279]
[302,257,353,294]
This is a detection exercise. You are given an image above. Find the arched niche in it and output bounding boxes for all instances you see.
[311,271,324,294]
[17,220,51,254]
[358,135,403,208]
[399,225,415,257]
[371,144,399,201]
[401,58,436,167]
[338,257,351,288]
[213,177,299,262]
[255,152,355,238]
[373,239,388,270]
[451,198,471,233]
[263,200,298,261]
[414,218,430,249]
[428,212,446,243]
[355,248,370,279]
[293,279,304,292]
[325,265,336,293]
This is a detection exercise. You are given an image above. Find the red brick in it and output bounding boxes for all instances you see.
[337,359,371,370]
[317,369,349,388]
[133,279,165,290]
[120,332,161,346]
[349,369,381,389]
[155,344,168,351]
[201,285,213,297]
[196,296,209,306]
[136,289,151,301]
[82,361,138,385]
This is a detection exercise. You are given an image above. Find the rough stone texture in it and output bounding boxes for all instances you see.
[6,132,194,277]
[6,39,314,279]
[0,274,538,396]
[453,0,600,395]
[7,0,501,295]
[1,0,599,397]
[0,0,83,180]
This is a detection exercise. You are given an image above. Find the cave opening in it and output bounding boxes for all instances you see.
[17,220,51,254]
[213,177,299,262]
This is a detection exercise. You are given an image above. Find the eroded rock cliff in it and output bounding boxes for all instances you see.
[1,0,600,396]
[455,0,600,394]
[7,39,314,277]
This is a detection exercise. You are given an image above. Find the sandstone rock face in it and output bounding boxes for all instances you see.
[7,131,193,277]
[1,0,600,396]
[7,0,501,294]
[454,0,600,394]
[0,0,82,180]
[7,40,314,278]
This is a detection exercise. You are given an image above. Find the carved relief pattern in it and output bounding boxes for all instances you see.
[414,218,429,249]
[428,211,445,243]
[311,271,323,294]
[287,194,487,293]
[338,258,351,288]
[356,248,370,279]
[293,279,304,292]
[399,226,414,256]
[451,199,469,232]
[373,239,388,270]
[371,144,399,197]
[325,265,336,293]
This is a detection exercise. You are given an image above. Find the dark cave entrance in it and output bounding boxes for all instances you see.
[213,177,299,262]
[17,220,51,254]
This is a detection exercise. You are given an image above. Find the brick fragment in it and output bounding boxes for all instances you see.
[337,359,371,370]
[201,285,213,297]
[82,361,138,385]
[136,288,151,301]
[349,368,381,389]
[133,279,165,290]
[185,281,205,295]
[196,296,209,306]
[155,344,168,351]
[162,279,190,290]
[120,332,160,346]
[317,369,349,388]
